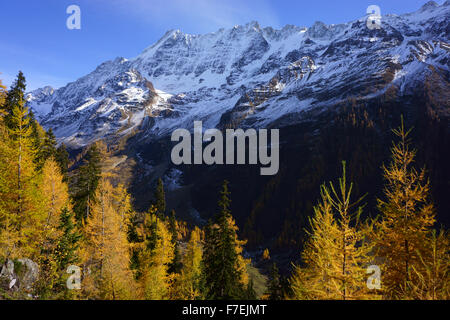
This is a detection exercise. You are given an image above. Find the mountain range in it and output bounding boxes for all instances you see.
[26,1,450,261]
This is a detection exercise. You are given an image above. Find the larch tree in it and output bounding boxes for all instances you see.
[406,229,449,300]
[140,212,175,300]
[35,157,71,298]
[82,177,136,300]
[3,72,45,259]
[0,82,18,261]
[291,163,375,300]
[0,78,6,106]
[375,119,436,299]
[168,210,182,274]
[173,226,203,300]
[41,157,70,240]
[290,190,339,300]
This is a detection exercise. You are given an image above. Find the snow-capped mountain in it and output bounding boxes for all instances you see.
[27,1,449,148]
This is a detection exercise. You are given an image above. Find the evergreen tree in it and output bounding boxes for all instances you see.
[36,128,57,171]
[266,263,282,300]
[375,119,436,299]
[28,109,45,166]
[53,207,82,299]
[55,143,69,181]
[2,71,26,128]
[72,143,102,224]
[244,279,257,300]
[154,178,166,218]
[202,180,250,299]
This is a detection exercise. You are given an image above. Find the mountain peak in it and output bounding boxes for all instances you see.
[420,1,439,11]
[245,21,261,31]
[306,21,332,39]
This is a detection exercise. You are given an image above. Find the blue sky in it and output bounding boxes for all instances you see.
[0,0,439,91]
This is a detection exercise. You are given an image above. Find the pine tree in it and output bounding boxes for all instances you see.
[375,118,436,299]
[2,71,26,128]
[36,128,57,171]
[72,143,102,224]
[53,207,82,299]
[55,143,70,182]
[266,263,282,300]
[28,109,46,167]
[154,178,166,218]
[290,162,374,300]
[244,279,257,300]
[202,180,250,299]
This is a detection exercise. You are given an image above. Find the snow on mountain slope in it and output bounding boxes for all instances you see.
[27,1,450,147]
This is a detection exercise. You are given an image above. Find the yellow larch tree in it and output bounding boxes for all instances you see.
[172,226,204,300]
[291,162,375,300]
[82,177,136,299]
[406,229,449,300]
[41,157,70,241]
[3,84,45,260]
[375,119,436,299]
[35,157,71,298]
[140,211,175,300]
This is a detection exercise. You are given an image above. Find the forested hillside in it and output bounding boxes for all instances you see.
[0,73,448,300]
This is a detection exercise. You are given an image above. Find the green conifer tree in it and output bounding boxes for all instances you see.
[55,143,70,182]
[202,180,248,299]
[72,144,102,223]
[154,178,166,218]
[53,207,82,298]
[266,263,283,300]
[36,128,57,171]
